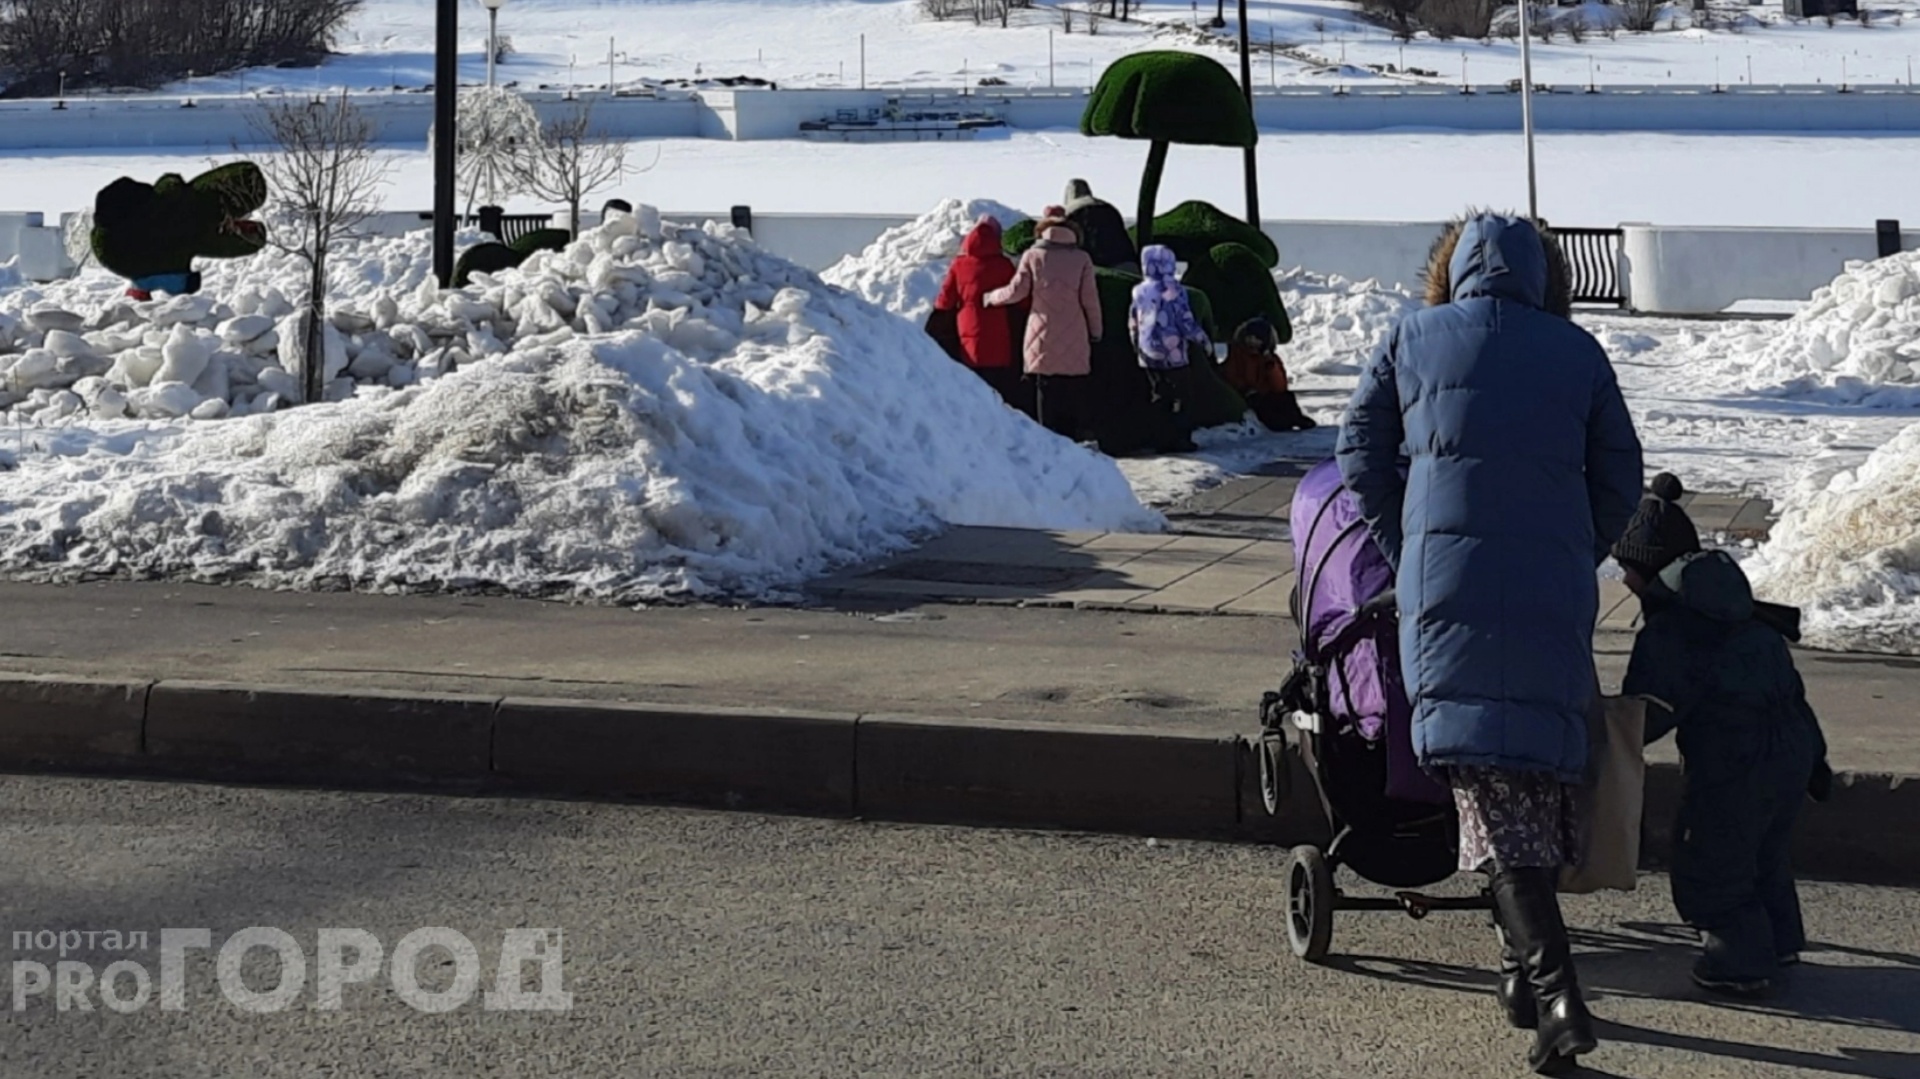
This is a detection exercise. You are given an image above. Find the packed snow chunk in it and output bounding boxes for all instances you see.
[157,325,215,386]
[1275,268,1421,382]
[1704,251,1920,405]
[1746,421,1920,656]
[132,381,203,419]
[822,198,1027,324]
[0,215,1156,600]
[26,307,84,334]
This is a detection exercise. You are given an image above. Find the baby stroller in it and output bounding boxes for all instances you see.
[1254,459,1492,963]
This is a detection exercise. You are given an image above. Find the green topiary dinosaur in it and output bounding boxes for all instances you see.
[89,162,269,299]
[451,229,574,288]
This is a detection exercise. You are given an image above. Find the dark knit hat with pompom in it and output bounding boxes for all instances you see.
[1611,472,1702,577]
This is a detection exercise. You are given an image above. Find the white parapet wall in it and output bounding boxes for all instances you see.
[19,204,1918,317]
[0,212,76,282]
[1621,224,1920,314]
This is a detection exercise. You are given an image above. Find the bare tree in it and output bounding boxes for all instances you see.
[0,0,362,98]
[428,85,540,214]
[509,104,630,239]
[1617,0,1662,32]
[248,91,391,404]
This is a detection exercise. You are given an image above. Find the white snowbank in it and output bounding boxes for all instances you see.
[820,197,1025,324]
[1275,268,1419,383]
[0,211,1156,599]
[1746,420,1920,655]
[1695,251,1920,407]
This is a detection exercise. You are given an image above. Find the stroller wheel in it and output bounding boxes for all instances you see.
[1258,732,1288,816]
[1285,846,1335,963]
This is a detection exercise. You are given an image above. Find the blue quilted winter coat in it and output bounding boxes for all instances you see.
[1335,215,1644,782]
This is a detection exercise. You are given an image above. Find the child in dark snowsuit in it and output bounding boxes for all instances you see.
[1615,473,1831,999]
[1220,317,1316,432]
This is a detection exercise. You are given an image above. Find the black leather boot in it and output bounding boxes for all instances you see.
[1495,919,1539,1029]
[1493,867,1597,1076]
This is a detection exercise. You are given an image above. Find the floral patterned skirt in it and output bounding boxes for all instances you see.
[1449,766,1583,874]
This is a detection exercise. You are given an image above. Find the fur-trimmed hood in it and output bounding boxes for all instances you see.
[1422,212,1573,318]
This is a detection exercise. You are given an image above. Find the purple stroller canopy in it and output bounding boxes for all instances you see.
[1290,459,1450,806]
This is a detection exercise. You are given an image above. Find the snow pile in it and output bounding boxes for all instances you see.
[0,225,476,425]
[0,211,1156,599]
[1745,421,1920,655]
[1275,268,1419,382]
[820,198,1025,324]
[1703,251,1920,407]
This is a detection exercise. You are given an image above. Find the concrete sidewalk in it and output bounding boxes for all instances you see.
[0,575,1904,777]
[814,469,1776,621]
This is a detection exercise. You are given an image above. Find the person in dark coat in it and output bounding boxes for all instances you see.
[929,215,1029,414]
[1336,213,1644,1076]
[1616,474,1831,1000]
[1062,178,1140,272]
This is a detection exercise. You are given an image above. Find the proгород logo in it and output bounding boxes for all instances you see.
[9,927,572,1014]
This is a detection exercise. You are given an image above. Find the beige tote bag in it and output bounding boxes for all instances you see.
[1559,694,1650,895]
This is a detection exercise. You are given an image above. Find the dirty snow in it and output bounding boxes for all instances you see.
[1746,421,1920,655]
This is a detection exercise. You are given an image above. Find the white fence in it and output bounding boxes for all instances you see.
[9,207,1912,317]
[4,82,1920,151]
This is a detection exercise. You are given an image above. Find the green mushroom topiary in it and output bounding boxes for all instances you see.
[90,161,269,299]
[1081,51,1257,253]
[1138,200,1278,270]
[1181,242,1293,348]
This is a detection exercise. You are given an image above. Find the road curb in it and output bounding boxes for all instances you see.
[493,697,857,815]
[0,673,1915,885]
[856,714,1239,837]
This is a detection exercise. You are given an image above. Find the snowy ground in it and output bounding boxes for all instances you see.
[6,130,1919,227]
[815,199,1920,651]
[78,0,1920,100]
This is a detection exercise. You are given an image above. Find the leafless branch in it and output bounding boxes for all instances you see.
[508,103,631,239]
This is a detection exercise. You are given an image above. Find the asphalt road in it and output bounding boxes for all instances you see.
[1,776,1917,1078]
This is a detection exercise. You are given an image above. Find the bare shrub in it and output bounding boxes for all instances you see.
[248,91,391,404]
[1617,0,1662,32]
[509,104,633,240]
[1422,0,1495,39]
[0,0,362,98]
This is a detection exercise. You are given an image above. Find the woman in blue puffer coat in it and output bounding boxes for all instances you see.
[1336,213,1644,1077]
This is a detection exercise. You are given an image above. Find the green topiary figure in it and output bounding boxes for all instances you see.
[1138,200,1278,270]
[509,228,573,259]
[1001,218,1038,259]
[451,228,576,287]
[89,162,269,299]
[1081,52,1257,253]
[1181,242,1293,348]
[451,242,523,288]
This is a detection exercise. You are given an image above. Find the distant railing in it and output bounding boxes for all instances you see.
[416,210,555,243]
[1553,227,1626,308]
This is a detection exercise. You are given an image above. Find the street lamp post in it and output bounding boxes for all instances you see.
[433,0,458,286]
[482,0,507,89]
[1517,1,1539,220]
[1238,0,1258,228]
